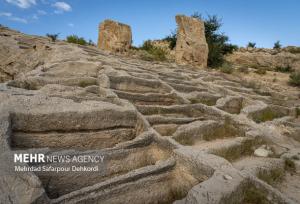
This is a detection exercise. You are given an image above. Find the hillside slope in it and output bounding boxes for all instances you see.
[0,26,299,204]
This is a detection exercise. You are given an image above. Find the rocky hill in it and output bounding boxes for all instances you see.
[226,47,300,72]
[0,26,300,204]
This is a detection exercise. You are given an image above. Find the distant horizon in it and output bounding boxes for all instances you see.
[0,0,299,48]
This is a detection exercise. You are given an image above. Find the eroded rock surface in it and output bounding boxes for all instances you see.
[98,19,132,53]
[175,15,208,68]
[226,47,300,71]
[0,26,300,204]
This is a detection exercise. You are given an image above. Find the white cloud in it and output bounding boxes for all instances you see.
[37,10,47,15]
[0,11,27,23]
[0,12,12,17]
[32,9,46,20]
[5,0,36,9]
[68,23,74,27]
[52,2,71,13]
[10,17,27,23]
[32,14,38,19]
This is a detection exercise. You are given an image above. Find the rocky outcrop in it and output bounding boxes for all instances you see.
[0,26,51,83]
[216,96,244,114]
[1,27,300,204]
[226,47,300,71]
[175,15,208,68]
[98,19,132,53]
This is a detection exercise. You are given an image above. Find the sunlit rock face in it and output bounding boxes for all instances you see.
[175,15,208,68]
[98,19,132,53]
[0,26,299,204]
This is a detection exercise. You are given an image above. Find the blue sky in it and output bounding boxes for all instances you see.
[0,0,299,47]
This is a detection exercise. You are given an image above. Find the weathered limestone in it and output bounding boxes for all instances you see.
[1,27,300,204]
[175,15,208,67]
[226,47,300,72]
[216,96,244,114]
[98,19,132,53]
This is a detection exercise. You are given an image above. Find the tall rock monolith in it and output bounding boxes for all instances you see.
[98,19,132,53]
[175,15,208,68]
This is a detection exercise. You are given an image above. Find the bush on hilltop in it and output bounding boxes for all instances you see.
[66,35,88,45]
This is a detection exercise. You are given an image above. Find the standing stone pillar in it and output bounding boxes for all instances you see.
[175,15,208,68]
[98,19,132,53]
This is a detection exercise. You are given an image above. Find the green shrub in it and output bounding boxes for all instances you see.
[247,42,256,48]
[66,35,87,45]
[150,48,167,61]
[139,51,154,61]
[289,72,300,86]
[273,41,282,49]
[139,40,167,61]
[163,30,177,50]
[140,40,154,51]
[220,62,233,74]
[46,33,59,42]
[275,65,293,73]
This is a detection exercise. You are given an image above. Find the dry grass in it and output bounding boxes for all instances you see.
[243,185,270,204]
[286,47,300,54]
[284,158,296,172]
[176,136,194,146]
[254,68,267,75]
[220,62,233,74]
[189,98,216,106]
[257,168,285,186]
[213,139,254,161]
[78,80,97,88]
[254,110,277,123]
[238,66,250,74]
[289,72,300,87]
[275,65,293,73]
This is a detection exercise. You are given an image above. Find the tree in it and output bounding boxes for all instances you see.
[88,39,95,46]
[163,29,177,50]
[273,41,282,49]
[192,13,238,67]
[247,42,256,48]
[46,33,59,42]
